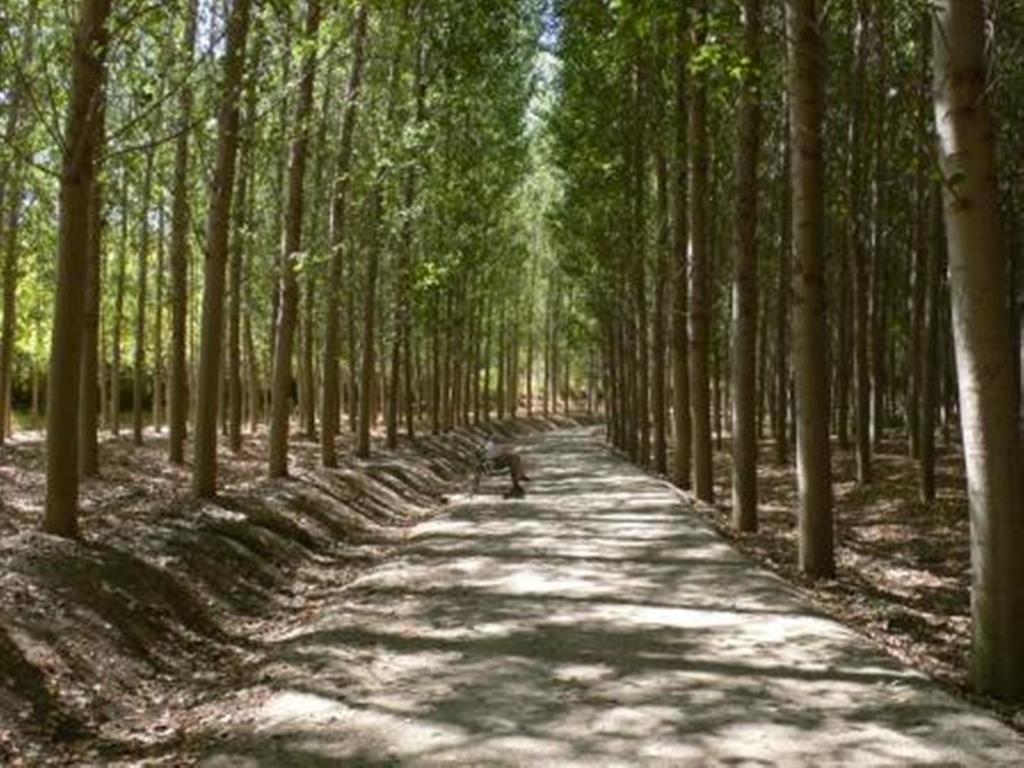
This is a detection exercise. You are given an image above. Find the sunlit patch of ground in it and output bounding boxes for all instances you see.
[673,429,1023,729]
[185,428,1022,766]
[0,415,585,764]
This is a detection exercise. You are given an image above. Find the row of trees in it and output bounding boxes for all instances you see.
[0,3,590,533]
[8,0,1022,704]
[547,0,1024,700]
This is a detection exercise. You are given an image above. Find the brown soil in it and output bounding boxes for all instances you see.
[0,415,586,765]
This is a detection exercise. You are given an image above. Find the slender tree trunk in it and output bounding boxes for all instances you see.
[497,302,507,421]
[31,355,40,426]
[219,342,228,438]
[357,188,382,457]
[542,295,550,417]
[836,228,851,450]
[189,241,198,430]
[302,273,316,439]
[228,54,257,454]
[787,0,834,578]
[526,268,535,417]
[192,0,252,498]
[132,148,155,445]
[563,353,571,415]
[322,3,368,467]
[244,283,260,433]
[0,0,38,444]
[713,343,722,451]
[671,2,692,489]
[909,11,930,461]
[269,0,321,477]
[404,320,415,437]
[471,305,482,425]
[757,287,770,441]
[110,176,128,437]
[389,17,425,447]
[508,314,519,418]
[482,303,492,422]
[0,169,23,446]
[154,193,165,432]
[79,110,106,480]
[431,307,441,432]
[267,20,291,410]
[730,0,762,532]
[607,322,620,445]
[44,0,111,537]
[617,314,630,448]
[849,0,872,483]
[99,261,109,433]
[933,0,1024,699]
[870,5,889,448]
[167,0,198,464]
[688,0,713,502]
[302,75,332,443]
[631,50,651,467]
[775,110,791,464]
[443,294,453,429]
[919,180,941,503]
[655,146,671,473]
[652,80,669,475]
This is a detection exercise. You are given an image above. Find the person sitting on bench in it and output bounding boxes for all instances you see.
[483,436,529,497]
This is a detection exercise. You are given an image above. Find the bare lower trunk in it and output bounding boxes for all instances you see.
[44,0,111,537]
[386,321,401,449]
[154,196,165,432]
[933,0,1024,699]
[851,0,872,483]
[132,148,154,445]
[0,0,37,444]
[0,173,22,445]
[787,0,833,578]
[302,275,316,439]
[192,0,251,498]
[228,115,254,453]
[482,304,492,423]
[244,293,260,433]
[774,115,791,465]
[431,311,440,433]
[919,181,941,503]
[652,149,668,474]
[870,6,889,449]
[321,4,368,467]
[909,12,929,461]
[79,120,105,480]
[110,176,130,437]
[688,0,713,502]
[670,2,691,489]
[357,189,381,458]
[631,49,650,467]
[269,0,321,477]
[730,0,762,532]
[168,0,197,464]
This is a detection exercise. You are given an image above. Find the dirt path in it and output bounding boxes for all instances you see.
[194,427,1023,766]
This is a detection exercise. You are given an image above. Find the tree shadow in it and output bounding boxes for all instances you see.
[185,428,1022,765]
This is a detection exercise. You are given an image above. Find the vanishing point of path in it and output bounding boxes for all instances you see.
[201,427,1024,766]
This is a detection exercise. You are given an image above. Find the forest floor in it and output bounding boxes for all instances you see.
[0,414,585,765]
[2,418,1023,764]
[694,429,1024,731]
[151,427,1021,764]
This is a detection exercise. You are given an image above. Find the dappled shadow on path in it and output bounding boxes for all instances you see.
[199,429,1023,766]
